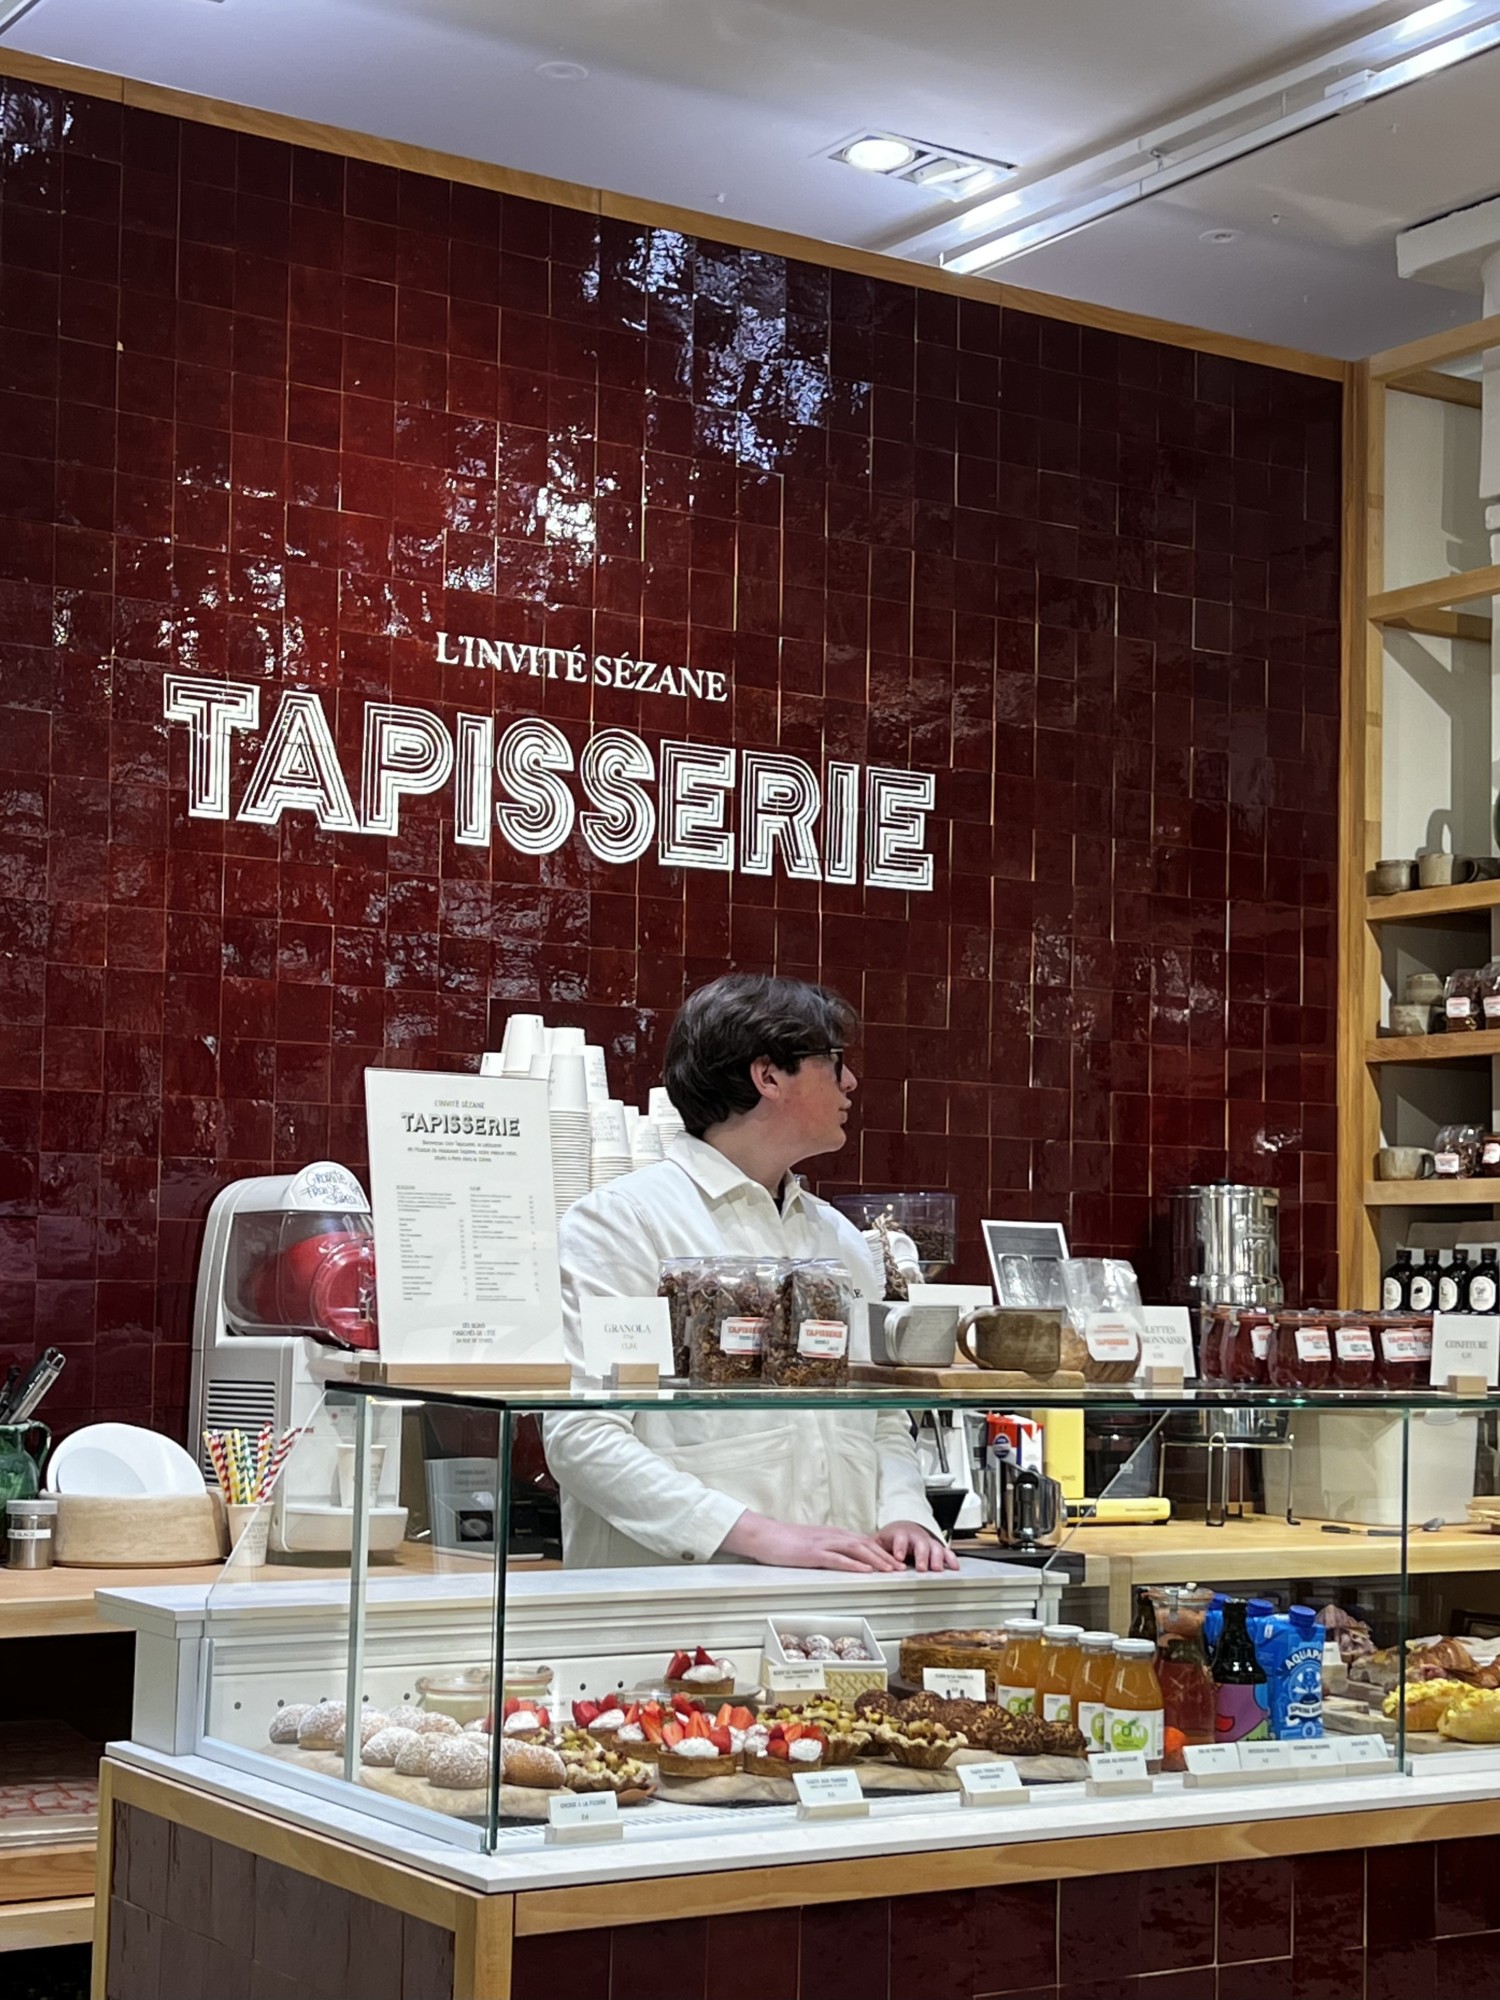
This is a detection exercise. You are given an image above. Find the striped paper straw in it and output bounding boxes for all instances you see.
[257,1427,301,1501]
[203,1429,233,1503]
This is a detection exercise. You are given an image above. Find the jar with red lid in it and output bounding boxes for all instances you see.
[1222,1310,1273,1385]
[1200,1307,1233,1383]
[1330,1315,1376,1388]
[1269,1312,1333,1389]
[1374,1314,1432,1388]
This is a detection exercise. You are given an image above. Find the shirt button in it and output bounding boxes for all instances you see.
[681,1551,696,1562]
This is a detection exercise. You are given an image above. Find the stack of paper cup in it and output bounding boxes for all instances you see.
[500,1014,545,1075]
[630,1119,665,1167]
[548,1051,593,1216]
[583,1044,610,1104]
[551,1025,586,1055]
[648,1086,686,1155]
[589,1100,632,1188]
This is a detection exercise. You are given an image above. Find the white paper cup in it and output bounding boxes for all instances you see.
[334,1443,387,1509]
[551,1025,586,1053]
[501,1013,544,1072]
[648,1086,675,1122]
[591,1099,629,1148]
[227,1503,271,1567]
[631,1126,665,1164]
[583,1045,610,1103]
[549,1052,590,1110]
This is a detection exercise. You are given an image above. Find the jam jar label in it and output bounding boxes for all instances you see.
[1381,1326,1432,1363]
[1295,1325,1331,1362]
[1249,1324,1273,1359]
[719,1317,766,1354]
[1434,1153,1462,1177]
[1335,1325,1375,1361]
[1447,996,1473,1018]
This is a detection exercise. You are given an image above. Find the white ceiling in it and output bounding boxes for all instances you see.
[9,0,1500,356]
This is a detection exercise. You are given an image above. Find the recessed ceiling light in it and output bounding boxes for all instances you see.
[843,136,918,174]
[1199,228,1242,244]
[536,59,588,82]
[1397,0,1470,40]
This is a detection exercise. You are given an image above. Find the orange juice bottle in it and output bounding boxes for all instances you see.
[1036,1624,1084,1723]
[992,1617,1044,1714]
[1103,1638,1165,1765]
[1070,1631,1118,1751]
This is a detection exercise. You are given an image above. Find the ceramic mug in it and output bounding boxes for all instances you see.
[1376,1146,1436,1181]
[1388,1004,1433,1036]
[1403,973,1445,1008]
[1372,859,1414,895]
[1418,852,1457,888]
[958,1306,1063,1375]
[871,1301,959,1368]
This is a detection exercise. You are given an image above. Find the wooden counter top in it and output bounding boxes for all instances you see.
[0,1562,230,1642]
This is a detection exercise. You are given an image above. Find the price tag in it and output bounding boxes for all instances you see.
[578,1296,674,1377]
[923,1667,987,1700]
[1431,1314,1500,1388]
[1085,1314,1141,1365]
[957,1761,1028,1808]
[720,1317,766,1356]
[1182,1743,1244,1786]
[1085,1750,1151,1797]
[1296,1739,1343,1776]
[763,1662,827,1696]
[545,1791,622,1845]
[797,1319,849,1358]
[1240,1739,1300,1779]
[794,1768,869,1820]
[1136,1307,1198,1379]
[1334,1734,1397,1769]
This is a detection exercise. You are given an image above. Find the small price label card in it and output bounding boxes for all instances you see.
[1430,1313,1500,1388]
[1334,1734,1397,1770]
[1296,1739,1343,1777]
[794,1768,869,1820]
[1137,1307,1198,1379]
[923,1667,988,1700]
[1182,1743,1244,1786]
[1239,1739,1302,1780]
[957,1760,1028,1808]
[1085,1750,1152,1797]
[579,1296,674,1378]
[545,1791,622,1845]
[764,1661,827,1696]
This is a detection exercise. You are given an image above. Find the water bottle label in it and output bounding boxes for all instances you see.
[1381,1279,1402,1310]
[1103,1706,1163,1758]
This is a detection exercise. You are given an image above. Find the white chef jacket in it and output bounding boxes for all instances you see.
[543,1135,939,1567]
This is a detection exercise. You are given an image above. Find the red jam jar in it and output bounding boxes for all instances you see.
[1374,1314,1432,1389]
[1331,1316,1376,1388]
[1200,1307,1233,1383]
[1222,1310,1273,1385]
[1270,1312,1332,1389]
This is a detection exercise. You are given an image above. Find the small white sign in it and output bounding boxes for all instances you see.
[578,1295,674,1377]
[545,1790,622,1844]
[1085,1750,1151,1796]
[1137,1307,1198,1380]
[1334,1734,1396,1769]
[1240,1739,1301,1777]
[763,1662,827,1696]
[1182,1743,1244,1783]
[1295,1739,1343,1776]
[794,1768,869,1819]
[957,1760,1027,1807]
[923,1667,988,1700]
[1431,1313,1500,1388]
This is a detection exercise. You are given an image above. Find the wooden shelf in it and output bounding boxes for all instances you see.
[1368,561,1500,625]
[1366,1029,1500,1064]
[1367,881,1500,924]
[0,1895,92,1954]
[1365,1180,1500,1207]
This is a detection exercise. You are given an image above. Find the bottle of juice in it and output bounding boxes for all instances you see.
[1210,1597,1269,1743]
[992,1617,1044,1715]
[1036,1624,1084,1722]
[1103,1638,1165,1766]
[1070,1631,1117,1752]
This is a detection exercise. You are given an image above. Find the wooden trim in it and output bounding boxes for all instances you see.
[1368,562,1500,624]
[1365,1029,1500,1064]
[1367,880,1500,923]
[90,1759,112,2000]
[0,1897,93,1954]
[514,1794,1500,1933]
[0,49,1344,381]
[452,1895,513,2000]
[1389,368,1484,410]
[1385,607,1492,644]
[1370,313,1500,383]
[0,1840,94,1906]
[104,1760,465,1932]
[1337,362,1382,1307]
[1366,1180,1500,1206]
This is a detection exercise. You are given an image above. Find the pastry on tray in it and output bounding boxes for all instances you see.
[742,1719,827,1779]
[654,1709,740,1777]
[662,1647,738,1699]
[1382,1680,1469,1733]
[1439,1687,1500,1742]
[898,1630,1008,1689]
[878,1717,969,1768]
[557,1730,657,1797]
[494,1698,553,1743]
[762,1699,871,1764]
[570,1698,630,1740]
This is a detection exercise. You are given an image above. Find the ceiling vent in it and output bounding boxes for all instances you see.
[828,132,1015,202]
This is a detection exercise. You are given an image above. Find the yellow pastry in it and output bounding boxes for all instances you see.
[1438,1687,1500,1743]
[1381,1679,1468,1732]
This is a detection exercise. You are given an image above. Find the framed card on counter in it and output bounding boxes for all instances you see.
[364,1070,565,1367]
[982,1220,1069,1302]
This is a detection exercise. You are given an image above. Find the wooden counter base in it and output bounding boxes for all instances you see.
[97,1757,1500,1999]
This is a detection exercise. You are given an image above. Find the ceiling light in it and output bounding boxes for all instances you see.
[1397,0,1472,39]
[843,136,918,174]
[535,59,588,82]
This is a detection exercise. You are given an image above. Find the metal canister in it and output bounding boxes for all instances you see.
[1168,1183,1282,1311]
[6,1493,56,1569]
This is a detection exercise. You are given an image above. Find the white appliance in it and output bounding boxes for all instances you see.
[188,1161,406,1554]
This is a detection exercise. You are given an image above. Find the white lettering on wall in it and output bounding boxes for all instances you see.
[164,676,260,818]
[453,713,494,846]
[740,750,822,880]
[659,742,736,871]
[239,689,360,831]
[866,767,936,892]
[361,704,455,836]
[495,718,575,854]
[580,730,656,865]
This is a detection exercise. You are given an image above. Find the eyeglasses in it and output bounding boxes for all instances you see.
[792,1046,844,1083]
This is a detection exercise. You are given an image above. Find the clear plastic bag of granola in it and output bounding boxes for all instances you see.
[768,1259,855,1388]
[1058,1258,1145,1383]
[658,1257,706,1379]
[684,1257,788,1386]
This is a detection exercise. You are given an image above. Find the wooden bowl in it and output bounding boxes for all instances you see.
[53,1491,227,1567]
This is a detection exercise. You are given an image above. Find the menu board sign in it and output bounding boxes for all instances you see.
[364,1072,564,1366]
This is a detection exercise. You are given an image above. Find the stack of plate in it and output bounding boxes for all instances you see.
[549,1051,592,1217]
[589,1099,632,1188]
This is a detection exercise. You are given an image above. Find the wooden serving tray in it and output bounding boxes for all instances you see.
[850,1363,1087,1390]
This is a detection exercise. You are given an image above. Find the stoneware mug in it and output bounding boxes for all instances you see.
[1376,1146,1436,1181]
[1387,1004,1433,1037]
[1418,852,1456,888]
[1372,859,1414,895]
[870,1300,959,1368]
[958,1306,1063,1375]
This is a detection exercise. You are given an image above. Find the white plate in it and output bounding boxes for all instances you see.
[47,1423,206,1498]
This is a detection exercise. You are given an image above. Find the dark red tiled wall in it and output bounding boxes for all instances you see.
[0,79,1341,1439]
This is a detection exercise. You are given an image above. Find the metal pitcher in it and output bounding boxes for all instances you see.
[1168,1182,1282,1310]
[992,1460,1064,1550]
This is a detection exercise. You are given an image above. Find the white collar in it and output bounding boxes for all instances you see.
[667,1134,809,1213]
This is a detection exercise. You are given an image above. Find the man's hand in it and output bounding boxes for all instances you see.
[719,1511,906,1572]
[876,1520,960,1571]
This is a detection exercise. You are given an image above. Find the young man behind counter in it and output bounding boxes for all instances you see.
[543,974,956,1575]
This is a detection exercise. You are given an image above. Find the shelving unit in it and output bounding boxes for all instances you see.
[1339,313,1500,1302]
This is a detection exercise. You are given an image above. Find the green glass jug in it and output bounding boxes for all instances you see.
[0,1423,50,1507]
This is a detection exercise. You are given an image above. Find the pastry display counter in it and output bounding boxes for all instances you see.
[88,1379,1500,1995]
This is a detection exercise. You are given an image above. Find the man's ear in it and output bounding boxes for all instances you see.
[749,1056,780,1103]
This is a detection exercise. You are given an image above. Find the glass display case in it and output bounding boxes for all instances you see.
[187,1380,1500,1860]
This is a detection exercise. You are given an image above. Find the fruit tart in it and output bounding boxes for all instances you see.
[765,1698,870,1764]
[654,1707,740,1778]
[570,1696,629,1741]
[494,1696,552,1743]
[663,1646,737,1700]
[878,1716,969,1769]
[743,1717,828,1779]
[557,1730,658,1797]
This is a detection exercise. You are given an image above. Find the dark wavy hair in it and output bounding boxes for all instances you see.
[663,975,859,1137]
